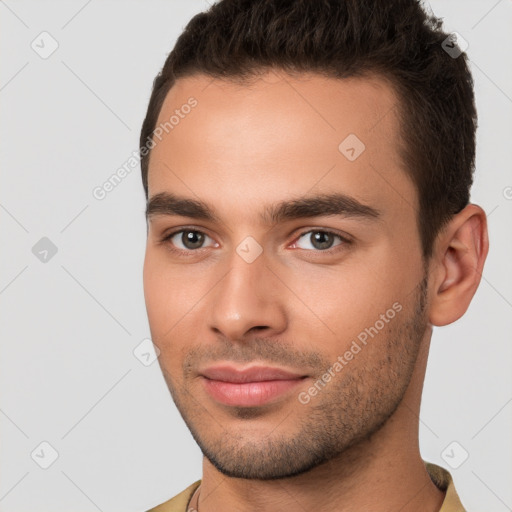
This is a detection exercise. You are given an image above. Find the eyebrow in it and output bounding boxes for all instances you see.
[145,191,381,225]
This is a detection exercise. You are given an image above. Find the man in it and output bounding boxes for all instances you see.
[139,0,488,510]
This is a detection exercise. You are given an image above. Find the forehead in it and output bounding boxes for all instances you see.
[147,70,416,224]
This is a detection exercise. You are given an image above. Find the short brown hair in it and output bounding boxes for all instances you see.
[139,0,477,258]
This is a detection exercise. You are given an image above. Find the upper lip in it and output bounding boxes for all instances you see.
[200,365,306,383]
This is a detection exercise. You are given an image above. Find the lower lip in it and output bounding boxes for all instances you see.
[201,377,305,407]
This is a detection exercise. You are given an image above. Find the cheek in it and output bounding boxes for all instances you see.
[289,263,396,319]
[143,252,166,325]
[286,259,410,357]
[143,251,208,358]
[142,251,187,344]
[143,249,187,304]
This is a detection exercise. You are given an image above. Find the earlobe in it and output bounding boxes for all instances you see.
[429,204,489,326]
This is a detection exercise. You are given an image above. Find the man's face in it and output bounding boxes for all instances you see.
[143,71,429,479]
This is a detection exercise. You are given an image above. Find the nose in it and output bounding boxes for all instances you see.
[206,249,288,341]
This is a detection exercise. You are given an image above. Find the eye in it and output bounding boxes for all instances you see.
[161,229,217,251]
[291,230,348,251]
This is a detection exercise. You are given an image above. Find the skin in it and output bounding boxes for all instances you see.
[143,69,488,512]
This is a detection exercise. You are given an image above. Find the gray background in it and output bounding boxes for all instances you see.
[1,1,511,511]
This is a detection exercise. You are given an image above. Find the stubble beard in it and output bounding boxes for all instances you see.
[161,276,429,480]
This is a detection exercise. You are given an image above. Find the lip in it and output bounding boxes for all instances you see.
[200,365,307,407]
[200,365,305,383]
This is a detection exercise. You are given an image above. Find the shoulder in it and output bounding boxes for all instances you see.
[425,461,467,512]
[146,480,202,512]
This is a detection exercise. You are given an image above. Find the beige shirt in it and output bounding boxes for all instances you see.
[146,461,467,512]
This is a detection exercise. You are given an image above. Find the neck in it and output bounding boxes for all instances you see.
[197,329,445,512]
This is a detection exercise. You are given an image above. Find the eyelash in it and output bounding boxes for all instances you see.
[159,227,351,256]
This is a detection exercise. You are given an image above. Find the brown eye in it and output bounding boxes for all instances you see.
[163,229,215,251]
[180,230,205,249]
[294,230,346,251]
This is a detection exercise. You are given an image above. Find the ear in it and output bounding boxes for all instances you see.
[428,204,489,326]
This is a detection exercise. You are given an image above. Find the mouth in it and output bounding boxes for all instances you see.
[200,364,308,407]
